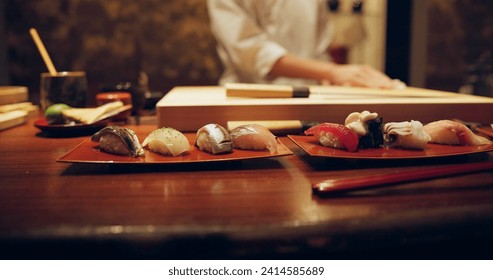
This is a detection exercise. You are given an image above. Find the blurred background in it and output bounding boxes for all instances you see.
[1,0,493,106]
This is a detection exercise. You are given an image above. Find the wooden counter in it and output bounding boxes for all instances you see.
[1,118,493,259]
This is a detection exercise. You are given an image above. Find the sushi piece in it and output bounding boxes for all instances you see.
[91,126,144,157]
[423,120,492,146]
[230,124,278,153]
[383,120,430,150]
[304,123,359,152]
[344,110,383,148]
[142,127,191,156]
[195,123,233,154]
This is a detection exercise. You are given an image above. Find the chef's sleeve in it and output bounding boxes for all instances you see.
[207,0,287,80]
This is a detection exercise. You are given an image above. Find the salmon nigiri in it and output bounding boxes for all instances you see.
[304,123,359,152]
[423,120,492,146]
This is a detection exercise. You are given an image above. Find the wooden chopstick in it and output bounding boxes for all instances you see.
[313,161,493,195]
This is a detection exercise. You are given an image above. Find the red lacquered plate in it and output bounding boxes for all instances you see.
[288,135,493,160]
[58,134,293,164]
[34,118,109,134]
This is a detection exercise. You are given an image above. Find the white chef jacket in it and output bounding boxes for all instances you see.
[207,0,334,86]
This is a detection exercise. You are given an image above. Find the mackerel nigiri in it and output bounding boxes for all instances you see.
[195,123,233,154]
[230,124,277,153]
[304,123,359,152]
[91,126,144,157]
[423,120,492,146]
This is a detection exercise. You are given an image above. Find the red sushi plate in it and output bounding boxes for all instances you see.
[288,135,493,160]
[57,134,293,164]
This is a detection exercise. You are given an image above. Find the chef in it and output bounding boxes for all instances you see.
[207,0,396,89]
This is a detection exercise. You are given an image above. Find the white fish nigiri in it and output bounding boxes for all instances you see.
[230,124,278,153]
[195,123,233,154]
[142,127,191,156]
[383,120,431,150]
[423,120,492,146]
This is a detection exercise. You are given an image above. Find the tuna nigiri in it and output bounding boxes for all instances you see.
[142,127,191,156]
[304,123,359,152]
[423,120,492,146]
[230,124,277,153]
[195,123,233,154]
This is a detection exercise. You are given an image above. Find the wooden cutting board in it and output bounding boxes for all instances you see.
[0,86,29,105]
[156,85,493,131]
[0,110,28,131]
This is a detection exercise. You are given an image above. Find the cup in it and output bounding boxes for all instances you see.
[40,71,88,111]
[96,92,132,122]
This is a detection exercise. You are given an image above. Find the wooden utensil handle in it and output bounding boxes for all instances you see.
[225,83,309,98]
[313,161,493,194]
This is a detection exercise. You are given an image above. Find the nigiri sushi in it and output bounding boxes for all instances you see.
[345,110,384,148]
[195,123,233,154]
[91,126,144,157]
[383,120,430,150]
[230,124,277,153]
[423,120,492,146]
[142,127,191,156]
[304,123,359,152]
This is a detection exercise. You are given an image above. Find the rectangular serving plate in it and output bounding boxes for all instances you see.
[58,134,293,164]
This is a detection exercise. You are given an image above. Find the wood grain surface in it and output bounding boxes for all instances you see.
[1,118,493,259]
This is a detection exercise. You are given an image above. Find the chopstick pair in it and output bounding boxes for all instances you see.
[313,161,493,195]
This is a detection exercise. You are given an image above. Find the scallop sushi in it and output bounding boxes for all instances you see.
[142,127,191,156]
[383,120,430,150]
[423,120,492,146]
[91,126,144,157]
[195,123,233,154]
[304,123,359,152]
[230,124,278,153]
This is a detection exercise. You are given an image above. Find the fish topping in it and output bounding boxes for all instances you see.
[195,123,233,154]
[383,120,430,149]
[91,126,144,157]
[142,127,191,156]
[345,110,379,136]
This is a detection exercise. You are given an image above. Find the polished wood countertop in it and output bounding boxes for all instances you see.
[1,118,493,259]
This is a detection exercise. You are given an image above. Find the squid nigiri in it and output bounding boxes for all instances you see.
[230,124,277,153]
[383,120,430,150]
[142,127,191,156]
[195,123,233,154]
[423,120,492,146]
[304,123,359,152]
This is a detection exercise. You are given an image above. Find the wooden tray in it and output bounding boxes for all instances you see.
[58,133,293,164]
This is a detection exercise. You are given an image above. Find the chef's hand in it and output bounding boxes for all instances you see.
[268,54,406,89]
[324,64,395,89]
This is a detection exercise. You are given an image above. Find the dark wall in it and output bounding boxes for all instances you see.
[425,0,493,92]
[4,0,222,105]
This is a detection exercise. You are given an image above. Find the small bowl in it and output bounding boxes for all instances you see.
[96,92,132,122]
